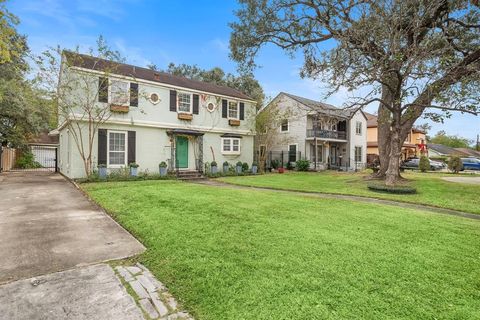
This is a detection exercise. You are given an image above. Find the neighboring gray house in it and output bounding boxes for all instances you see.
[55,52,256,178]
[427,144,469,158]
[262,92,367,171]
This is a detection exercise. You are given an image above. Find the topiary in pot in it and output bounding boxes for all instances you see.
[223,161,229,173]
[159,161,168,176]
[236,161,243,174]
[251,161,258,174]
[129,162,139,176]
[211,161,218,174]
[418,156,430,173]
[242,162,249,172]
[98,164,107,179]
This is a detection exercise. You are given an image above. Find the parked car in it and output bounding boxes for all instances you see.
[401,158,445,171]
[461,157,480,170]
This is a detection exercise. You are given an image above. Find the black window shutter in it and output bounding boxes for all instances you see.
[193,94,199,114]
[239,102,245,120]
[169,90,177,112]
[130,83,138,107]
[128,131,136,164]
[222,99,228,118]
[98,77,108,103]
[98,129,107,165]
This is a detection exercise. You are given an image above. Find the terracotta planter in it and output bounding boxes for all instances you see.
[278,167,285,174]
[229,119,240,126]
[110,104,129,113]
[178,113,193,121]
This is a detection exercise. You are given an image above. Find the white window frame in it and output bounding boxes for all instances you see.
[107,130,128,168]
[228,101,239,120]
[354,146,362,162]
[177,91,193,114]
[109,79,130,106]
[221,137,241,155]
[281,119,289,132]
[355,121,362,135]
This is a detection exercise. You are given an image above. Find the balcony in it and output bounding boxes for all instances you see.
[306,129,347,140]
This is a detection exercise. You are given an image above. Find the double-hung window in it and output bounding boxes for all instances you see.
[108,131,127,167]
[178,92,192,113]
[222,138,241,154]
[110,80,129,106]
[281,119,289,132]
[355,121,362,135]
[228,101,239,119]
[355,146,362,162]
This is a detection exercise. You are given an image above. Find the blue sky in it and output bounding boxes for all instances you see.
[7,0,479,142]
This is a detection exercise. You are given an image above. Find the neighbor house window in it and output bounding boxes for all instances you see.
[281,119,289,132]
[222,138,241,154]
[355,121,362,135]
[228,101,239,119]
[355,146,362,162]
[177,92,192,113]
[108,131,127,167]
[110,80,129,105]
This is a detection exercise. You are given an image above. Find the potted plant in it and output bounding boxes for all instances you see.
[211,161,218,174]
[251,161,258,174]
[159,161,168,176]
[98,164,107,179]
[223,161,229,173]
[129,163,139,176]
[278,167,285,174]
[236,161,243,174]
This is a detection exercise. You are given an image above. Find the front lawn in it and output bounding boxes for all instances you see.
[83,180,480,320]
[219,171,480,214]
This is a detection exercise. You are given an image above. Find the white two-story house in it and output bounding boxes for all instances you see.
[56,52,256,178]
[262,92,367,171]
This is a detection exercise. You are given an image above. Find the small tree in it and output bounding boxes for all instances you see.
[419,156,430,173]
[253,99,298,172]
[448,156,463,173]
[35,36,132,176]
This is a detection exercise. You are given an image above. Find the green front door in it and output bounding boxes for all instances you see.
[176,136,189,168]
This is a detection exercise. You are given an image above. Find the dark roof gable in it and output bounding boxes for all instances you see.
[63,51,253,101]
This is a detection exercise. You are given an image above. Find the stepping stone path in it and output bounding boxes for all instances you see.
[116,263,194,320]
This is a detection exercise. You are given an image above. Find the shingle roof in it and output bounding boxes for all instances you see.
[364,112,378,127]
[28,131,59,145]
[63,51,253,101]
[280,92,356,118]
[428,144,468,156]
[454,148,480,157]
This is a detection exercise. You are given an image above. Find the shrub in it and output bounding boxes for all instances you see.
[448,156,463,173]
[211,161,217,167]
[286,162,294,170]
[271,159,280,169]
[367,183,417,194]
[242,162,249,171]
[223,161,229,166]
[16,151,42,169]
[295,159,310,171]
[129,162,139,168]
[419,156,430,172]
[159,161,167,168]
[252,161,258,167]
[236,161,243,167]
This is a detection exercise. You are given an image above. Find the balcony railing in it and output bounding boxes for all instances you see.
[306,129,347,140]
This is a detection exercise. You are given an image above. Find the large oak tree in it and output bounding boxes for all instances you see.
[230,0,480,185]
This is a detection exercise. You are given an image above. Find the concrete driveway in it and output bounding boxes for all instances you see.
[0,172,145,284]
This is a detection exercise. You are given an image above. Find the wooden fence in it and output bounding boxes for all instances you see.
[0,147,18,172]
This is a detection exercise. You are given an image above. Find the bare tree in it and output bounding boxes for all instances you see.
[35,36,132,176]
[253,99,299,172]
[230,0,480,185]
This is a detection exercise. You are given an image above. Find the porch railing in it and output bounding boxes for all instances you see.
[306,129,347,140]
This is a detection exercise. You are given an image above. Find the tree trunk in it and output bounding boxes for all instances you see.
[385,130,403,186]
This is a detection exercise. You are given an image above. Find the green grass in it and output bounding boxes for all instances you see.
[83,180,480,320]
[219,171,480,214]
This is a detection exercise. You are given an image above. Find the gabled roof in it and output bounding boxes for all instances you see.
[428,144,469,156]
[63,51,253,101]
[28,130,59,145]
[454,148,480,157]
[364,112,378,127]
[279,92,362,119]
